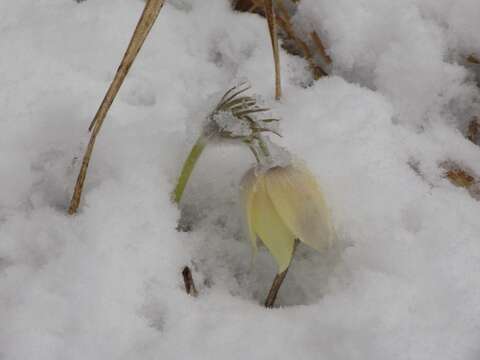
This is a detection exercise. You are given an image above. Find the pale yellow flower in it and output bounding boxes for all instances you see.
[242,163,334,273]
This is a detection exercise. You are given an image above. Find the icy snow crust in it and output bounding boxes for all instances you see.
[1,0,480,359]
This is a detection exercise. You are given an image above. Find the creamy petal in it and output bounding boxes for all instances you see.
[240,168,259,255]
[251,175,296,273]
[265,164,334,252]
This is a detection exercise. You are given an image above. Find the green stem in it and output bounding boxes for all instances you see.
[172,136,208,203]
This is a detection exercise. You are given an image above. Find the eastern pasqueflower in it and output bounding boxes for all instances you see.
[173,84,334,306]
[242,163,334,273]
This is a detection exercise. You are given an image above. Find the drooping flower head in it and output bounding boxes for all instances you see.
[242,162,334,273]
[173,82,335,276]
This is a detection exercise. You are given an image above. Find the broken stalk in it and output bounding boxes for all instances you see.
[68,0,165,214]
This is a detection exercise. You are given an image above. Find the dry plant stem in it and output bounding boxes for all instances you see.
[248,2,262,13]
[88,0,165,132]
[467,55,480,64]
[264,267,290,308]
[310,31,332,65]
[274,9,327,79]
[182,266,198,297]
[264,240,298,308]
[234,0,264,13]
[467,117,480,143]
[275,0,292,26]
[275,1,329,76]
[68,0,165,215]
[264,0,282,100]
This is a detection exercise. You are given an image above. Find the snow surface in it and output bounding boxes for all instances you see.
[1,0,480,359]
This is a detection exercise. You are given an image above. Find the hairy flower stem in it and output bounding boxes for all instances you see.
[248,136,272,165]
[257,137,271,159]
[174,133,271,204]
[172,136,208,204]
[264,268,289,308]
[264,240,298,308]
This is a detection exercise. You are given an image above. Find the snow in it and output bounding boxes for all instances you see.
[1,0,480,359]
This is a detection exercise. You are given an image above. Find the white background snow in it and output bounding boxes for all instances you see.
[1,0,480,359]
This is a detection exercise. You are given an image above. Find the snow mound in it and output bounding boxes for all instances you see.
[1,0,480,359]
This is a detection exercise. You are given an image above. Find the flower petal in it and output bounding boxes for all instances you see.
[241,168,259,255]
[265,164,334,252]
[251,174,296,273]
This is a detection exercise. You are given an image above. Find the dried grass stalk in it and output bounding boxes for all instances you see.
[264,0,282,100]
[467,117,480,143]
[68,0,165,215]
[310,31,332,65]
[275,14,326,79]
[233,0,264,13]
[467,55,480,65]
[275,0,327,79]
[182,266,198,297]
[234,0,330,81]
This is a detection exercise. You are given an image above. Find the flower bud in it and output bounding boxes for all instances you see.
[242,163,334,273]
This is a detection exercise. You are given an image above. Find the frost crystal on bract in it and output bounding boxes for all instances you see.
[205,83,281,140]
[203,83,284,164]
[212,111,252,138]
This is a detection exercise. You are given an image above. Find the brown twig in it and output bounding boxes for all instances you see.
[68,0,165,215]
[264,240,298,308]
[264,267,290,308]
[310,31,332,65]
[274,0,327,79]
[264,0,282,100]
[276,0,331,80]
[182,266,198,297]
[275,14,326,79]
[275,0,291,24]
[234,0,264,13]
[467,117,480,143]
[467,55,480,65]
[234,0,330,80]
